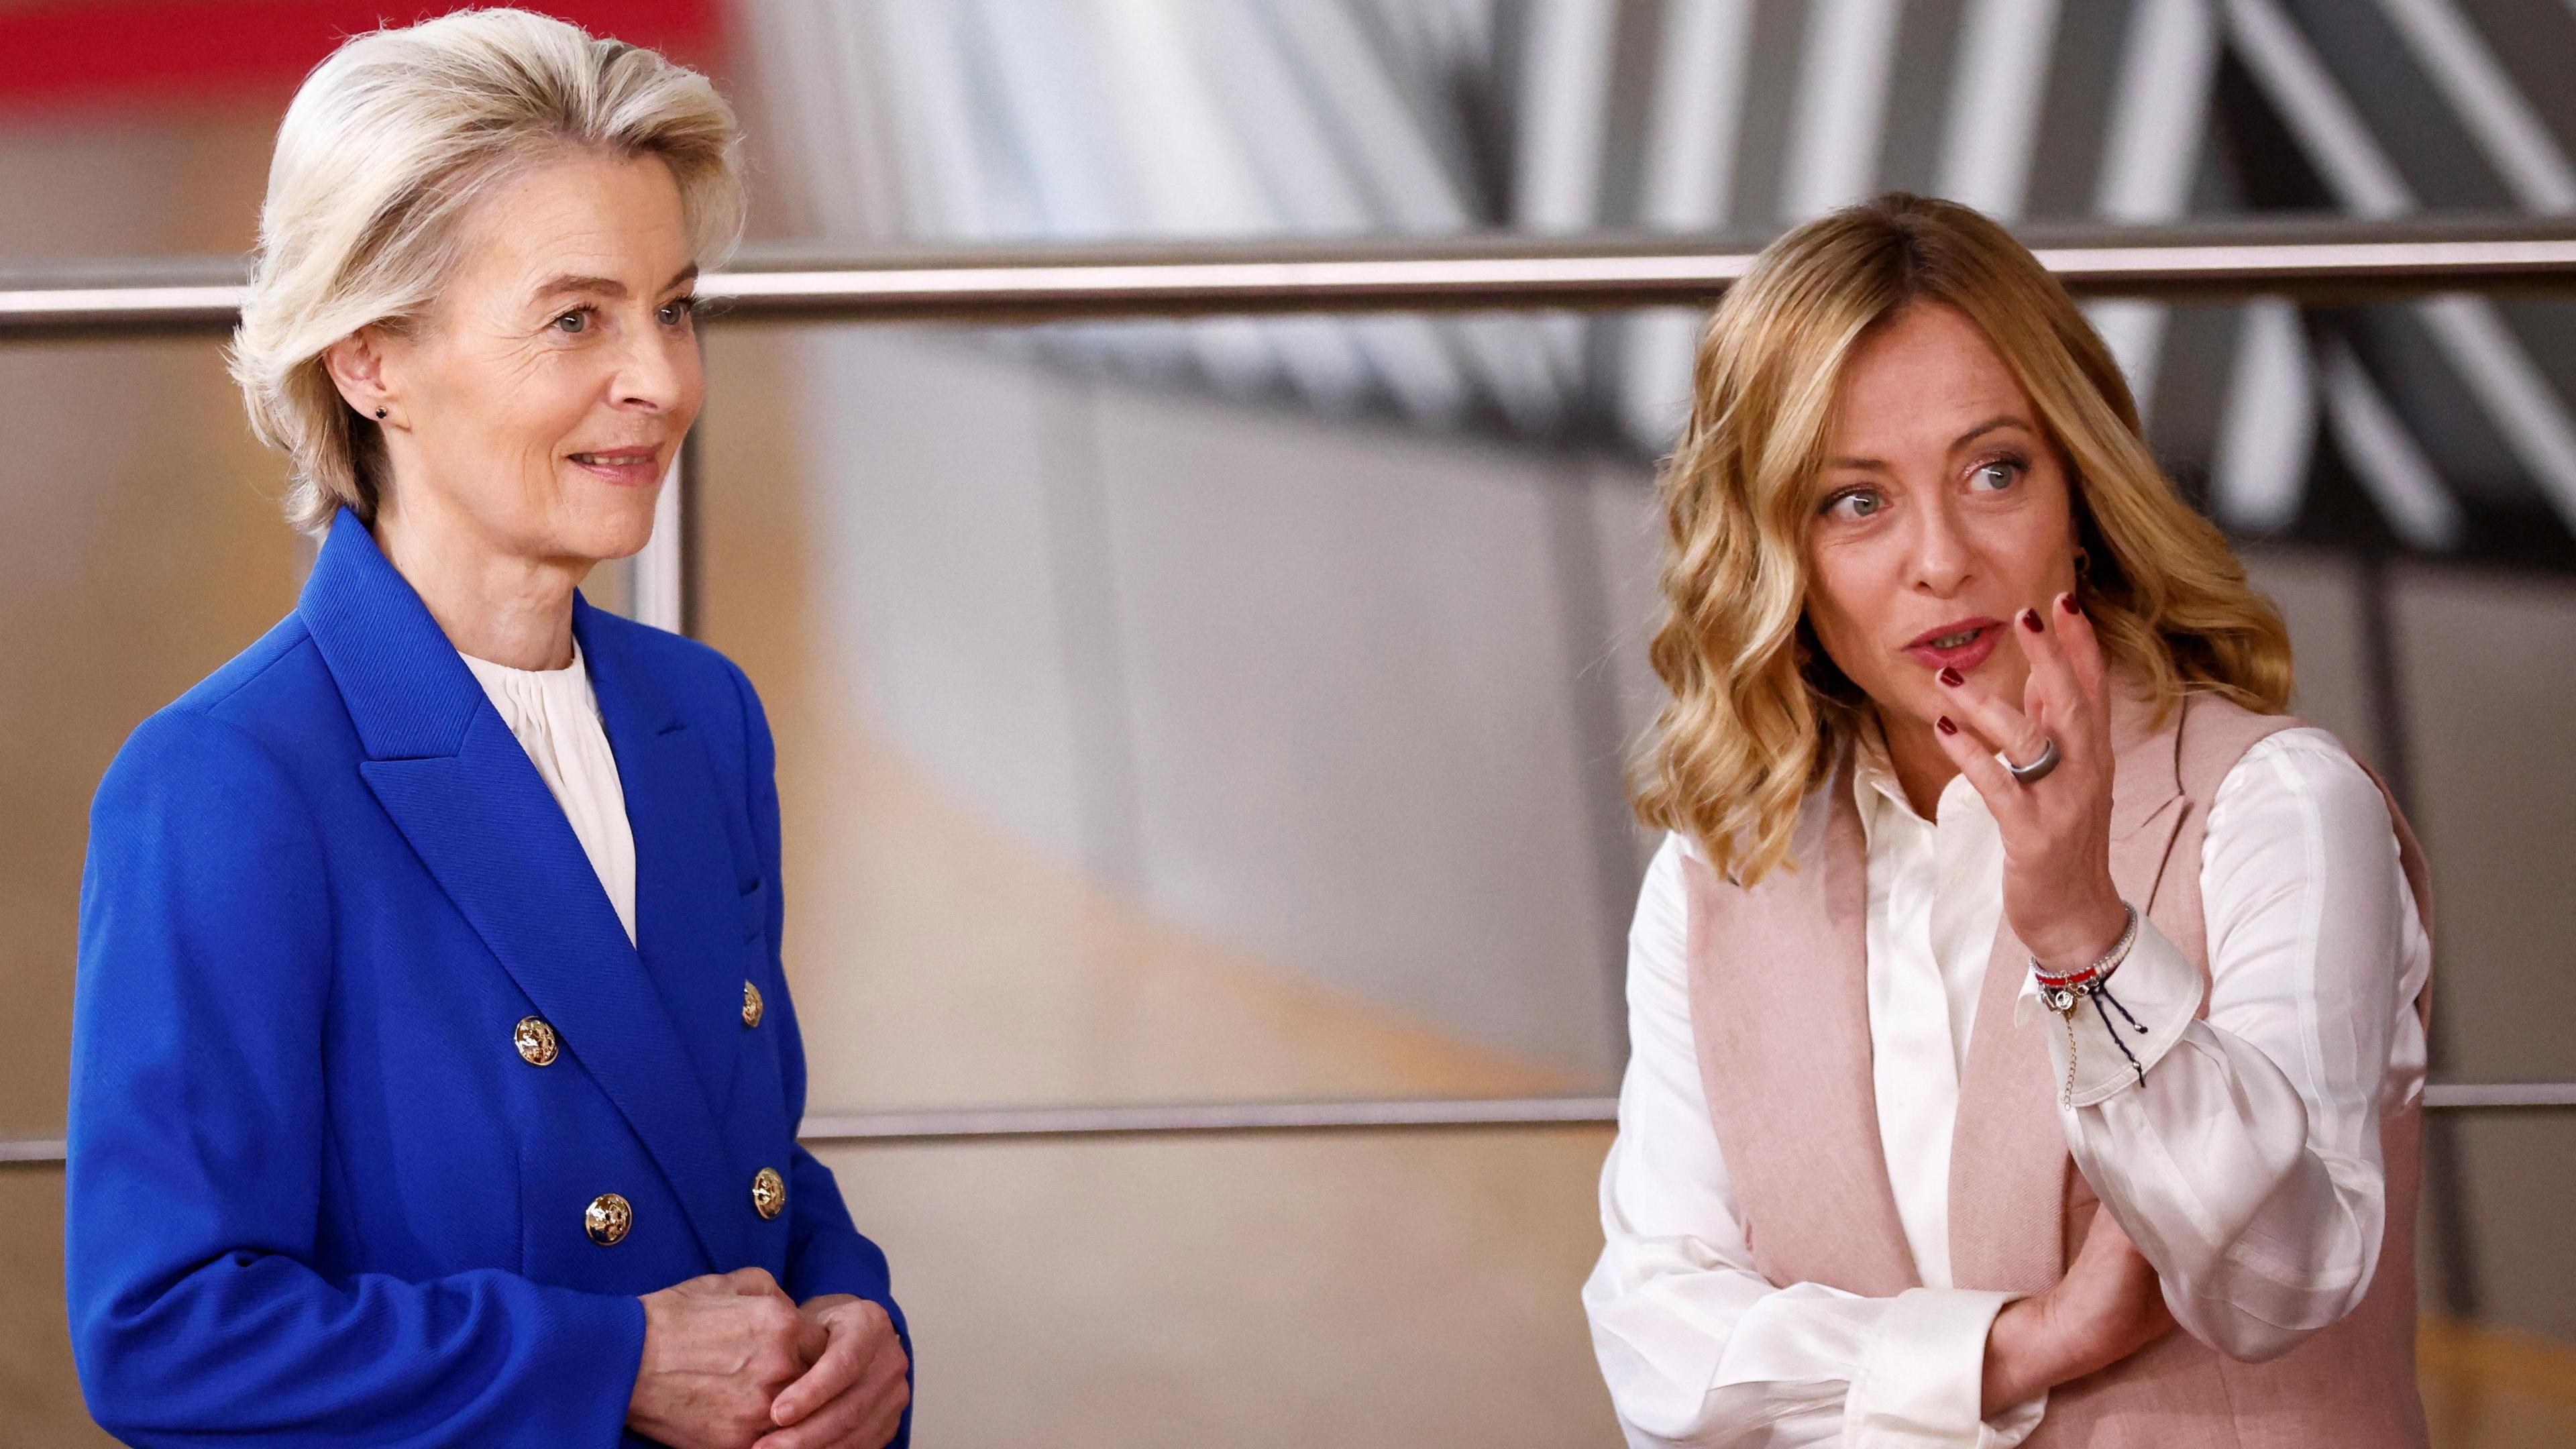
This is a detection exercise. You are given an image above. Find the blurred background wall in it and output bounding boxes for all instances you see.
[2,1,2571,1445]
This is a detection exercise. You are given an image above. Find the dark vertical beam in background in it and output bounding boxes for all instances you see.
[2355,548,2479,1319]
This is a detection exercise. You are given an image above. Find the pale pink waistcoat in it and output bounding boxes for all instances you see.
[1682,688,2434,1447]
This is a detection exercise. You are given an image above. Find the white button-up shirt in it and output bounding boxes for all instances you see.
[1581,726,2431,1447]
[462,644,637,945]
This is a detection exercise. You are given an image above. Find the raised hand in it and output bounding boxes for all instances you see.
[1982,1208,2178,1413]
[629,1268,826,1449]
[1928,593,2129,972]
[755,1293,910,1449]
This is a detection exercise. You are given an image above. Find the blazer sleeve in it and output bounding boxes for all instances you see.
[66,708,646,1448]
[729,663,914,1436]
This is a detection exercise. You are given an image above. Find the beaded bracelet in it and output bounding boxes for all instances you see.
[2031,902,2153,1102]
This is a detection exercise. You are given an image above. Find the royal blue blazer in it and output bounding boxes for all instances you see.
[66,511,909,1448]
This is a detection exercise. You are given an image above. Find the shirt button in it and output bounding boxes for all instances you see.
[741,980,764,1029]
[513,1016,559,1067]
[584,1192,633,1246]
[751,1167,786,1220]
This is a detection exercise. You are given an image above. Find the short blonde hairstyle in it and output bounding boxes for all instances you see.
[1632,193,2293,886]
[230,7,745,535]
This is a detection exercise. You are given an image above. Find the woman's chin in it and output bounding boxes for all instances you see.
[591,523,661,564]
[551,494,664,563]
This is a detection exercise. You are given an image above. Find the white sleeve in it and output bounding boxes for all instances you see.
[2031,729,2428,1361]
[1584,835,2045,1448]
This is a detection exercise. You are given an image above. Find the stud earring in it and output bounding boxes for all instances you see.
[374,407,387,420]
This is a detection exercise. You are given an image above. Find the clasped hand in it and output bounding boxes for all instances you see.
[629,1267,908,1449]
[1982,1209,2177,1413]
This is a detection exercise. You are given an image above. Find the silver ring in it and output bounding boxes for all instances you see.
[2004,735,2061,785]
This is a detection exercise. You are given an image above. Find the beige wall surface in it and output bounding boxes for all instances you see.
[2388,569,2576,1340]
[0,103,297,1449]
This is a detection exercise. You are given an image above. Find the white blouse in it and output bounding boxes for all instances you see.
[1581,727,2431,1448]
[461,645,637,945]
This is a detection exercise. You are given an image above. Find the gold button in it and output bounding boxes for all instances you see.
[741,980,764,1028]
[584,1192,632,1246]
[751,1167,786,1220]
[513,1016,559,1067]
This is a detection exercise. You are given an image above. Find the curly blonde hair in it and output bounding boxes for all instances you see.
[1631,193,2292,885]
[229,7,745,535]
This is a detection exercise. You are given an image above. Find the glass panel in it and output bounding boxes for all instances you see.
[0,1168,111,1447]
[0,337,307,1142]
[812,1120,2576,1449]
[694,318,1662,1117]
[813,1130,1619,1449]
[690,301,2576,1128]
[9,303,2576,1447]
[2418,1117,2576,1447]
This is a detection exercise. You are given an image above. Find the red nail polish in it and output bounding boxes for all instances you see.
[1938,666,1963,687]
[2058,592,2080,615]
[1937,716,1958,735]
[2021,608,2043,633]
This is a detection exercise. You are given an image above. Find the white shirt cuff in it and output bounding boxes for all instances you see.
[2015,914,2206,1108]
[1843,1288,2045,1448]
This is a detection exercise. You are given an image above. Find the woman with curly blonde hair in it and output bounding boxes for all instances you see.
[1583,194,2432,1446]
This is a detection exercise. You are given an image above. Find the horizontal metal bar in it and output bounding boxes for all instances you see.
[5,1083,2571,1166]
[2422,1081,2576,1109]
[691,234,2576,321]
[794,1095,1623,1146]
[0,282,244,335]
[789,1083,2576,1140]
[10,221,2576,337]
[0,1137,64,1165]
[696,254,1756,320]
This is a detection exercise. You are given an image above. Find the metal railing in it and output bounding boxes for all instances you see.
[3,215,2573,1167]
[13,217,2576,335]
[3,1082,2569,1168]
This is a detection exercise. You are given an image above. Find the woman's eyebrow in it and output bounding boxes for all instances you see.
[528,264,699,303]
[1949,414,2030,451]
[1825,414,2034,472]
[531,273,626,303]
[1824,452,1891,472]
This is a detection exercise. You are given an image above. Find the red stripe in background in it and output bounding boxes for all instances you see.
[0,0,724,116]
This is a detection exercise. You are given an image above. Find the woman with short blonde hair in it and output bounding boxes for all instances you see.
[1585,195,2431,1446]
[70,11,910,1448]
[231,5,746,535]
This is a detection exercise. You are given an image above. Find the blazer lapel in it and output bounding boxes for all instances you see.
[1947,919,2071,1292]
[2103,679,2188,907]
[576,600,758,1122]
[301,513,746,1269]
[1684,765,1919,1297]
